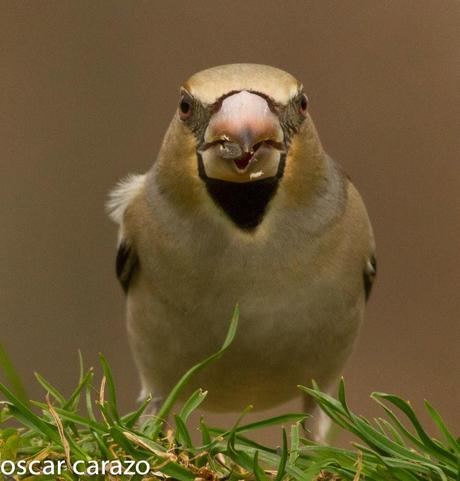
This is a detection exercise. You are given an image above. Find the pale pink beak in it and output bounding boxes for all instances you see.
[199,91,285,181]
[204,91,283,170]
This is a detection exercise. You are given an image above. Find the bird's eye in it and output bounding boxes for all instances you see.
[179,93,193,121]
[299,93,308,115]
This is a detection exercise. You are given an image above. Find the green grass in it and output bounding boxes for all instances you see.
[0,307,458,480]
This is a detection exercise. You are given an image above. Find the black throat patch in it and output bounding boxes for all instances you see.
[198,154,286,231]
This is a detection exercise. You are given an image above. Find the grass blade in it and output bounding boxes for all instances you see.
[200,416,211,445]
[0,344,29,407]
[98,354,120,423]
[289,422,300,465]
[373,392,456,463]
[34,372,66,405]
[179,388,207,424]
[424,399,460,454]
[274,428,288,481]
[253,450,271,481]
[0,383,60,443]
[63,369,93,411]
[122,394,152,429]
[175,414,193,449]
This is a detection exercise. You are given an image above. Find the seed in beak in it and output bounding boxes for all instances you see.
[219,142,243,160]
[219,141,252,171]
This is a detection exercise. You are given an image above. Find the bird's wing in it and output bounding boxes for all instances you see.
[107,174,146,292]
[115,241,139,293]
[343,178,377,303]
[364,255,377,301]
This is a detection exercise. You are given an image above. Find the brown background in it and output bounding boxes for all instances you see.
[1,0,459,442]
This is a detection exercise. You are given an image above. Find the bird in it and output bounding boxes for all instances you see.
[107,63,376,440]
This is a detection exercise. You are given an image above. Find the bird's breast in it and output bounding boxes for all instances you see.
[132,220,362,354]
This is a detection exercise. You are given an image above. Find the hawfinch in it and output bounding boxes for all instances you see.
[108,64,376,438]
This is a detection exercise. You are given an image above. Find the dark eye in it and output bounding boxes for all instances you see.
[179,93,193,121]
[299,93,308,115]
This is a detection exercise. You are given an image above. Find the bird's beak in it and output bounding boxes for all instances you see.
[199,91,285,183]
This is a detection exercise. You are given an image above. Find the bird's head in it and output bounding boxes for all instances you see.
[155,64,326,230]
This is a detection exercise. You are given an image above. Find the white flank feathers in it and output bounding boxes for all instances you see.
[106,174,146,224]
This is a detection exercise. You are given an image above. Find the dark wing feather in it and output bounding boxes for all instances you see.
[363,255,377,301]
[116,241,139,293]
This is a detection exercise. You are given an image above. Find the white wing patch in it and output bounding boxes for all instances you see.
[106,174,146,225]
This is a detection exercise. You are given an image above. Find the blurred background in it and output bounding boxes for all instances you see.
[1,0,459,442]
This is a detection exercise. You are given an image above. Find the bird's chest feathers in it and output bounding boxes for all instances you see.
[134,228,361,369]
[141,225,331,319]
